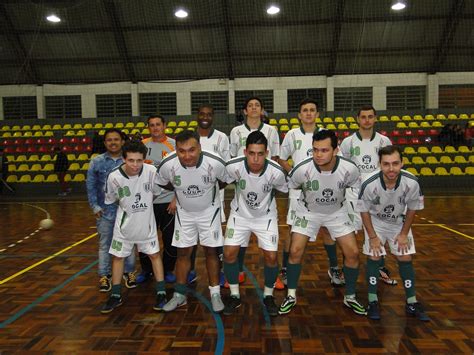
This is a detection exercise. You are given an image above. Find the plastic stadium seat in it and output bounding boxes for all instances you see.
[125,122,135,129]
[63,124,72,130]
[413,115,423,121]
[72,174,86,182]
[130,129,139,135]
[326,124,337,130]
[396,122,408,129]
[1,125,10,131]
[459,113,468,119]
[40,155,52,162]
[279,125,290,133]
[51,124,61,130]
[315,118,323,124]
[402,156,410,165]
[428,129,439,137]
[436,114,446,120]
[458,146,470,153]
[466,167,474,175]
[289,124,299,130]
[435,167,449,176]
[39,146,54,153]
[46,174,58,182]
[12,125,21,131]
[420,167,435,176]
[64,130,75,137]
[390,116,400,121]
[279,118,289,125]
[44,131,54,137]
[431,146,443,154]
[349,123,359,130]
[28,155,40,162]
[417,147,430,154]
[425,156,439,164]
[406,167,419,176]
[454,156,467,164]
[8,164,16,172]
[81,162,90,170]
[104,123,114,129]
[83,123,93,130]
[62,146,74,153]
[18,175,32,183]
[68,163,80,171]
[21,125,31,131]
[424,115,434,121]
[178,121,188,127]
[189,120,198,128]
[42,163,54,171]
[136,122,145,128]
[13,131,22,137]
[31,125,41,131]
[409,137,421,145]
[323,117,333,123]
[77,153,89,161]
[115,122,124,129]
[439,156,453,164]
[404,147,416,155]
[41,124,51,130]
[432,121,444,128]
[67,154,76,161]
[2,138,13,146]
[15,146,27,154]
[24,138,34,145]
[411,156,425,165]
[32,174,45,183]
[337,123,349,130]
[30,164,41,172]
[2,132,12,138]
[341,131,351,138]
[3,146,14,153]
[402,115,412,121]
[15,155,26,162]
[290,118,300,125]
[419,121,431,128]
[397,138,408,145]
[81,137,92,145]
[378,115,389,122]
[444,146,456,153]
[416,130,426,137]
[164,128,173,135]
[64,174,72,182]
[73,124,83,130]
[449,167,464,175]
[447,114,457,120]
[33,131,44,137]
[405,130,413,136]
[408,122,419,128]
[6,175,18,183]
[174,128,184,135]
[268,118,277,126]
[344,116,354,123]
[76,130,86,136]
[141,128,150,135]
[93,123,103,129]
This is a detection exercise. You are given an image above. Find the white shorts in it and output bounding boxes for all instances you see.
[109,237,160,258]
[173,205,223,248]
[291,204,355,242]
[345,187,362,231]
[225,212,279,251]
[362,218,416,257]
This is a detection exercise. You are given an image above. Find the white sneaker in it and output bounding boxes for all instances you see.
[211,293,224,313]
[162,292,187,312]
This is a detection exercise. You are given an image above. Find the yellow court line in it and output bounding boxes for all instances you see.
[436,224,474,241]
[0,232,97,285]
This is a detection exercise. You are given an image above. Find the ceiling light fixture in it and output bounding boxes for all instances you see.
[266,5,280,15]
[46,14,61,23]
[175,9,188,18]
[391,1,406,11]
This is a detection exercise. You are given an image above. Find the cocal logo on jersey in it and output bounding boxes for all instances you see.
[134,193,141,204]
[315,188,337,204]
[245,191,260,209]
[357,154,378,172]
[183,184,204,198]
[376,204,397,221]
[131,192,149,212]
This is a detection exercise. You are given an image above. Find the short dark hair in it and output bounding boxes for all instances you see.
[104,128,126,141]
[299,98,319,112]
[245,130,268,150]
[244,96,264,110]
[122,139,147,159]
[175,129,200,145]
[378,145,402,162]
[198,103,214,114]
[357,105,376,117]
[147,115,166,124]
[313,129,338,149]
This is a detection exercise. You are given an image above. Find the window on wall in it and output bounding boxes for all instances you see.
[334,87,373,112]
[386,86,426,110]
[3,96,37,120]
[439,85,474,109]
[139,93,177,116]
[45,95,82,119]
[235,90,273,113]
[287,89,326,112]
[191,91,228,114]
[96,94,132,118]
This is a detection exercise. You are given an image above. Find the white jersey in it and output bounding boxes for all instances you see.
[105,163,160,242]
[280,126,315,199]
[199,129,231,161]
[339,132,392,180]
[356,170,424,225]
[226,157,288,218]
[288,156,360,215]
[156,151,228,212]
[229,122,280,158]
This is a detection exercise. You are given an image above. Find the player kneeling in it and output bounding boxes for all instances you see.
[101,140,166,314]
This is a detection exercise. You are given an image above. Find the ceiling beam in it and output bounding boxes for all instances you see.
[0,3,39,83]
[102,0,136,82]
[327,0,345,76]
[430,0,465,73]
[221,0,235,80]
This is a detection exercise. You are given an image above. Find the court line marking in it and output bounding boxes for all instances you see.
[187,289,224,355]
[0,260,97,329]
[243,266,272,328]
[435,224,473,240]
[0,232,97,285]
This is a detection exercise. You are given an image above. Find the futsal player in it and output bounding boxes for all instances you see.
[279,129,366,316]
[356,145,429,321]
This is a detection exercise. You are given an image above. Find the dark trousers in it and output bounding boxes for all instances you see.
[139,202,176,274]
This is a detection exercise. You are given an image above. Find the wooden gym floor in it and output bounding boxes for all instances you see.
[0,194,473,354]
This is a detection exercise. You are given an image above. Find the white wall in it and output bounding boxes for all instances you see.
[1,72,473,120]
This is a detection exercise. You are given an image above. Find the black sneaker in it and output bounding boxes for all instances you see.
[278,295,297,315]
[343,296,367,316]
[123,272,137,289]
[379,267,398,285]
[223,296,241,315]
[263,295,278,316]
[101,295,122,314]
[367,301,381,320]
[406,302,430,321]
[153,293,167,311]
[99,275,111,293]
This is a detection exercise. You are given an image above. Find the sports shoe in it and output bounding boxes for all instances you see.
[165,272,177,283]
[123,272,137,289]
[162,292,187,312]
[136,271,152,284]
[101,295,122,314]
[263,295,279,316]
[99,275,111,292]
[211,293,225,313]
[153,293,167,311]
[406,302,430,321]
[343,296,367,315]
[278,295,297,315]
[280,268,287,286]
[379,267,398,285]
[274,276,286,290]
[223,295,241,315]
[367,300,381,320]
[187,270,197,284]
[219,271,226,287]
[328,267,345,286]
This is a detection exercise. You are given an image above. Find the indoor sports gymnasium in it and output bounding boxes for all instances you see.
[0,1,473,353]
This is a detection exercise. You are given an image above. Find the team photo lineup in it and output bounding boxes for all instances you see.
[88,96,428,322]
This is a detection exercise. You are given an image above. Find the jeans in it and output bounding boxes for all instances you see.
[97,216,136,276]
